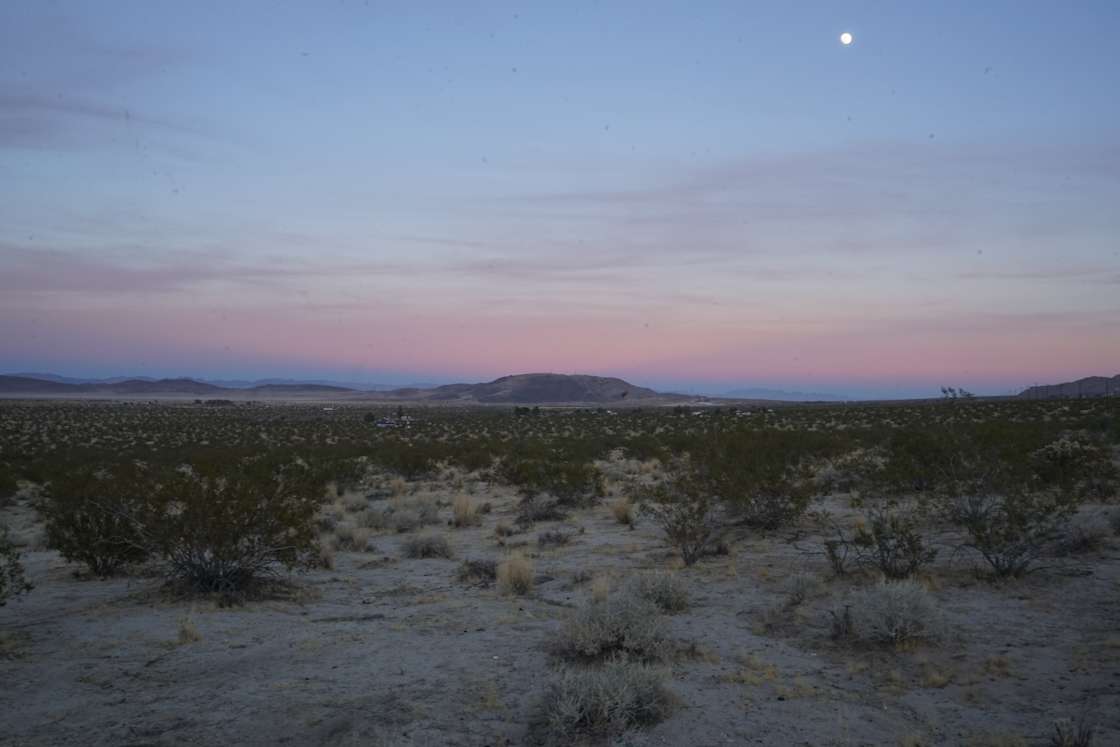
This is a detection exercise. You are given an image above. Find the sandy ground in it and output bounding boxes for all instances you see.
[2,473,1118,746]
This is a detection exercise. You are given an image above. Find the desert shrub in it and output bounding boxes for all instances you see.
[494,521,516,538]
[783,572,824,606]
[638,459,719,565]
[1050,717,1095,747]
[0,524,33,605]
[497,552,534,595]
[538,529,571,547]
[1052,513,1111,556]
[517,495,568,526]
[357,506,390,530]
[40,465,151,576]
[944,491,1079,577]
[457,558,497,585]
[391,497,440,533]
[626,571,689,613]
[334,522,372,551]
[451,495,480,528]
[142,460,327,593]
[402,533,453,559]
[841,580,946,646]
[610,496,634,526]
[850,507,937,579]
[553,593,668,662]
[529,661,673,745]
[1031,437,1117,498]
[499,456,604,507]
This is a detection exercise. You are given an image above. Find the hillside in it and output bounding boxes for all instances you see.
[389,373,660,404]
[1019,375,1120,399]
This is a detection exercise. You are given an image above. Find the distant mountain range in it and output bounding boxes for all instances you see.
[723,387,846,402]
[1019,374,1120,399]
[0,372,665,404]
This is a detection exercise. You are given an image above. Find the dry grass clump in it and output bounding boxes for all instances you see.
[391,497,440,533]
[1050,717,1095,747]
[610,497,635,526]
[554,593,668,662]
[401,533,453,559]
[315,535,337,569]
[334,522,371,552]
[783,572,825,607]
[177,614,202,645]
[497,552,534,595]
[626,571,689,613]
[538,529,571,548]
[451,495,481,528]
[834,580,947,646]
[530,661,674,745]
[457,558,498,586]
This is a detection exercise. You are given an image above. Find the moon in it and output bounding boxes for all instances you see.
[840,32,853,46]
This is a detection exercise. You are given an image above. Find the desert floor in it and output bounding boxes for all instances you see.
[2,466,1118,746]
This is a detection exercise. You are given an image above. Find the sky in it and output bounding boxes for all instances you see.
[1,1,1118,399]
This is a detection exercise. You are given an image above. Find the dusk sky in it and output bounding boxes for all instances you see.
[2,1,1118,398]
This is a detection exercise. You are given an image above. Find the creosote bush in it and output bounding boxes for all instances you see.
[944,491,1079,577]
[638,458,719,566]
[1,524,33,605]
[402,533,453,559]
[40,465,151,576]
[840,579,946,646]
[554,592,668,662]
[145,461,327,594]
[850,507,937,579]
[530,661,674,745]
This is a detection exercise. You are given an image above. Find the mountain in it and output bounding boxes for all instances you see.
[724,387,846,402]
[390,373,660,404]
[1,371,680,404]
[1019,375,1120,400]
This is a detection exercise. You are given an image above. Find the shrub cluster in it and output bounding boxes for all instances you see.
[0,524,33,605]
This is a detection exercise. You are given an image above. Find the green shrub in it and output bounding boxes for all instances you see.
[143,460,326,593]
[530,661,674,745]
[0,524,33,605]
[850,507,937,579]
[638,459,719,565]
[944,491,1078,577]
[40,465,151,576]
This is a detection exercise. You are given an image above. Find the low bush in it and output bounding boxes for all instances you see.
[553,593,668,662]
[538,529,571,548]
[840,580,946,646]
[626,571,689,613]
[334,522,372,551]
[1050,717,1095,747]
[143,460,327,593]
[783,572,825,606]
[39,465,151,576]
[517,495,567,526]
[638,458,720,566]
[451,495,480,528]
[610,497,635,526]
[0,524,33,605]
[850,507,937,579]
[497,552,534,595]
[530,661,674,745]
[402,533,453,559]
[457,558,497,585]
[944,491,1079,577]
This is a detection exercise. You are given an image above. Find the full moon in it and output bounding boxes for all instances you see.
[840,32,853,45]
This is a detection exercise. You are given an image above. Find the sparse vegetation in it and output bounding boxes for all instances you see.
[638,458,720,566]
[0,524,33,605]
[841,580,946,646]
[530,661,674,745]
[626,571,689,613]
[553,592,668,662]
[850,507,938,579]
[402,533,453,559]
[497,552,534,595]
